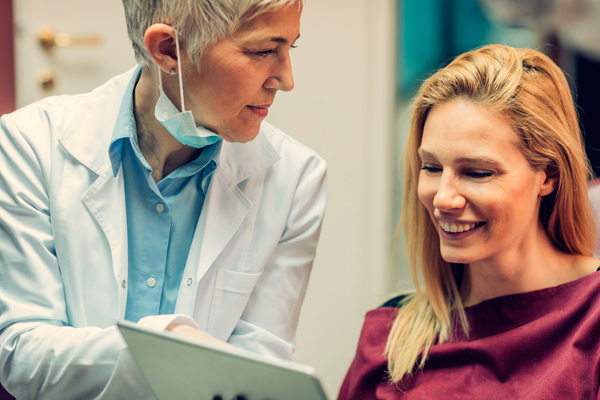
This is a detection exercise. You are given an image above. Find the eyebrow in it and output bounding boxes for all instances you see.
[242,33,300,45]
[267,33,301,44]
[454,156,503,167]
[418,149,503,167]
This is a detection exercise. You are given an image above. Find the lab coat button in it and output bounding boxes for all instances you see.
[187,278,193,286]
[121,280,127,288]
[156,203,165,213]
[147,276,157,288]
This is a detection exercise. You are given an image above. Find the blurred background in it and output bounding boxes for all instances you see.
[0,0,599,397]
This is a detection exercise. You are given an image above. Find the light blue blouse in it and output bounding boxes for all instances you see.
[108,66,221,322]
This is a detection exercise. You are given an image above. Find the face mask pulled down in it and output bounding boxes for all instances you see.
[154,31,221,148]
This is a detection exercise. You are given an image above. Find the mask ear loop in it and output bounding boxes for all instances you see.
[174,30,186,112]
[158,63,163,89]
[157,29,186,112]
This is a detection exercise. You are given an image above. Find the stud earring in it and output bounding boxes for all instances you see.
[169,68,177,76]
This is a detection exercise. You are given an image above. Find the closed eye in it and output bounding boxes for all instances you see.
[254,49,277,58]
[466,171,493,178]
[421,165,442,173]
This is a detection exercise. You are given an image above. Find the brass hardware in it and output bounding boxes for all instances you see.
[37,69,55,92]
[38,27,100,50]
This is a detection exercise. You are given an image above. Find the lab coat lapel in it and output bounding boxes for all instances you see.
[80,168,128,277]
[193,169,251,279]
[80,167,129,315]
[59,140,129,317]
[57,68,134,316]
[57,145,129,317]
[186,129,280,282]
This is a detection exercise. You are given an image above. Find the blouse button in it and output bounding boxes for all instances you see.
[147,276,157,288]
[156,203,165,213]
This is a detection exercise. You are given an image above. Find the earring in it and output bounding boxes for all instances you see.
[169,68,177,76]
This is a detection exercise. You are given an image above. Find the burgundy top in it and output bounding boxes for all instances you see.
[339,271,600,399]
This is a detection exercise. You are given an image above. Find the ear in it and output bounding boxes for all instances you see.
[538,168,558,197]
[144,23,179,74]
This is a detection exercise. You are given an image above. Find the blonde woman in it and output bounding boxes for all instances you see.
[339,44,600,399]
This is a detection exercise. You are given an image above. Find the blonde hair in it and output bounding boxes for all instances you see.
[122,0,303,67]
[386,44,595,382]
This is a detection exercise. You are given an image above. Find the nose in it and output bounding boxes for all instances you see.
[263,53,294,92]
[432,173,466,211]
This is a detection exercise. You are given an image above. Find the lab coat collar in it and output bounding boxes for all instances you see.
[59,66,139,176]
[217,124,281,185]
[58,66,281,183]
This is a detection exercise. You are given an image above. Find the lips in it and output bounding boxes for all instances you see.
[247,105,270,118]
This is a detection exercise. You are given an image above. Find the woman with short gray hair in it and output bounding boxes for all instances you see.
[0,0,326,398]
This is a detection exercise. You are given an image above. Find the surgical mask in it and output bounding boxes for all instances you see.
[154,31,221,148]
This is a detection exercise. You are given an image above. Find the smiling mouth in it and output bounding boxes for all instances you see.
[439,221,485,233]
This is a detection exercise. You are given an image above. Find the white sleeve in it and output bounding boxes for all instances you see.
[0,113,157,400]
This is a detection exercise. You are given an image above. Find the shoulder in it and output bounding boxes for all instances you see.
[218,121,327,184]
[1,93,87,140]
[0,93,92,176]
[1,67,136,145]
[356,296,410,335]
[260,121,326,170]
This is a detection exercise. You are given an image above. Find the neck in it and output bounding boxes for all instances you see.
[464,227,598,307]
[133,66,201,182]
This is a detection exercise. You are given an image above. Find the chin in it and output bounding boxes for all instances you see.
[221,125,261,143]
[239,127,262,143]
[231,133,259,144]
[440,249,474,265]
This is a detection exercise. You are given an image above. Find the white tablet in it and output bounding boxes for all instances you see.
[118,321,331,400]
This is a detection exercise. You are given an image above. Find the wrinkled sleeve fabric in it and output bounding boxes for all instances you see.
[0,106,155,400]
[228,138,327,359]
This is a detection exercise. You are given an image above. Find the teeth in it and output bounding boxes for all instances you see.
[439,221,478,233]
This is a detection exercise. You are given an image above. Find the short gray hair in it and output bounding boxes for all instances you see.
[122,0,304,67]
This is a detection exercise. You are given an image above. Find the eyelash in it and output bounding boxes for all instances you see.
[421,165,441,173]
[255,50,277,57]
[254,45,297,58]
[420,165,493,179]
[467,171,493,178]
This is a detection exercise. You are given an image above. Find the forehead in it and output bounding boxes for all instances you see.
[419,100,520,161]
[233,4,302,41]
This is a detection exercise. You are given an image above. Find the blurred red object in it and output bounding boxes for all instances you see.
[0,0,16,116]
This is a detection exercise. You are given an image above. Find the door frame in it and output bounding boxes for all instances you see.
[0,0,16,115]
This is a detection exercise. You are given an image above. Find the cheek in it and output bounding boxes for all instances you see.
[510,189,540,222]
[219,78,261,114]
[495,182,537,217]
[417,175,436,209]
[196,65,248,104]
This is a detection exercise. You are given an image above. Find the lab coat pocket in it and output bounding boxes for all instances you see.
[207,269,262,340]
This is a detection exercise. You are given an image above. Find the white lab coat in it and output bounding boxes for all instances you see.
[0,68,327,399]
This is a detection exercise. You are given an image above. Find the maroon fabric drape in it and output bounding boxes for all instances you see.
[340,271,600,399]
